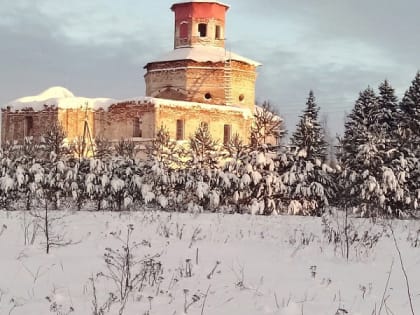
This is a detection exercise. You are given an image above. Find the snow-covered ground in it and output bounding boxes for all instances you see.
[0,210,419,315]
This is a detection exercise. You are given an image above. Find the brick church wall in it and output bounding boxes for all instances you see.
[94,101,156,140]
[155,103,252,144]
[145,60,257,111]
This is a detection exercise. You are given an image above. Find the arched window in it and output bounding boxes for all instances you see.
[180,22,188,39]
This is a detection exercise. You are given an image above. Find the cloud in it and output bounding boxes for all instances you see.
[226,0,419,134]
[0,1,170,104]
[1,0,418,136]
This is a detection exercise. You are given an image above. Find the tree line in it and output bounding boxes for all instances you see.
[0,72,419,218]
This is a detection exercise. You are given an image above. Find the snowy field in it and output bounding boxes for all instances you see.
[0,210,419,315]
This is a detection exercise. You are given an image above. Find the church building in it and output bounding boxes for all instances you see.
[1,1,260,148]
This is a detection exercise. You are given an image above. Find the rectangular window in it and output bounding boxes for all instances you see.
[133,118,142,137]
[223,124,231,144]
[176,119,184,140]
[198,23,207,37]
[24,116,33,137]
[215,25,221,39]
[180,22,188,38]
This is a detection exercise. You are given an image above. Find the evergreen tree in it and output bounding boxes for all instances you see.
[399,71,420,149]
[148,125,181,168]
[338,85,415,217]
[189,122,219,169]
[338,87,380,170]
[398,72,420,213]
[290,91,327,161]
[378,80,399,139]
[42,123,69,159]
[338,87,383,216]
[278,150,335,216]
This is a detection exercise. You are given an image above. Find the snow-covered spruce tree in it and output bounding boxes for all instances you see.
[105,157,140,211]
[278,149,336,216]
[219,133,250,212]
[240,150,282,214]
[139,125,188,211]
[11,137,42,210]
[377,80,399,142]
[66,158,90,211]
[221,133,288,214]
[377,80,416,214]
[251,101,286,150]
[278,91,335,216]
[173,123,222,212]
[398,72,420,213]
[338,87,380,216]
[290,90,327,161]
[338,85,413,217]
[212,102,286,214]
[86,158,112,211]
[399,72,420,150]
[0,152,17,210]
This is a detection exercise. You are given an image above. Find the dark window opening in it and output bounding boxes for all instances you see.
[176,119,184,140]
[239,94,245,102]
[24,116,33,137]
[204,92,212,100]
[223,124,231,145]
[215,25,221,39]
[198,23,207,37]
[133,118,142,137]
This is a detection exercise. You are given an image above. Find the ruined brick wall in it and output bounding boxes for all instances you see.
[145,60,257,111]
[95,101,156,140]
[1,99,255,149]
[145,60,188,100]
[1,107,58,143]
[1,107,100,145]
[155,103,253,144]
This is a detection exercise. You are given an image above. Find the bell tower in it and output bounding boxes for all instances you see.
[144,1,260,111]
[171,1,229,49]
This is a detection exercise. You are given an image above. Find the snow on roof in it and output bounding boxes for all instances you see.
[171,0,230,9]
[106,96,253,118]
[146,46,261,67]
[150,97,253,118]
[2,87,253,118]
[3,87,118,112]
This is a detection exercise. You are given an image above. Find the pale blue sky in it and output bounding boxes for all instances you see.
[1,0,419,134]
